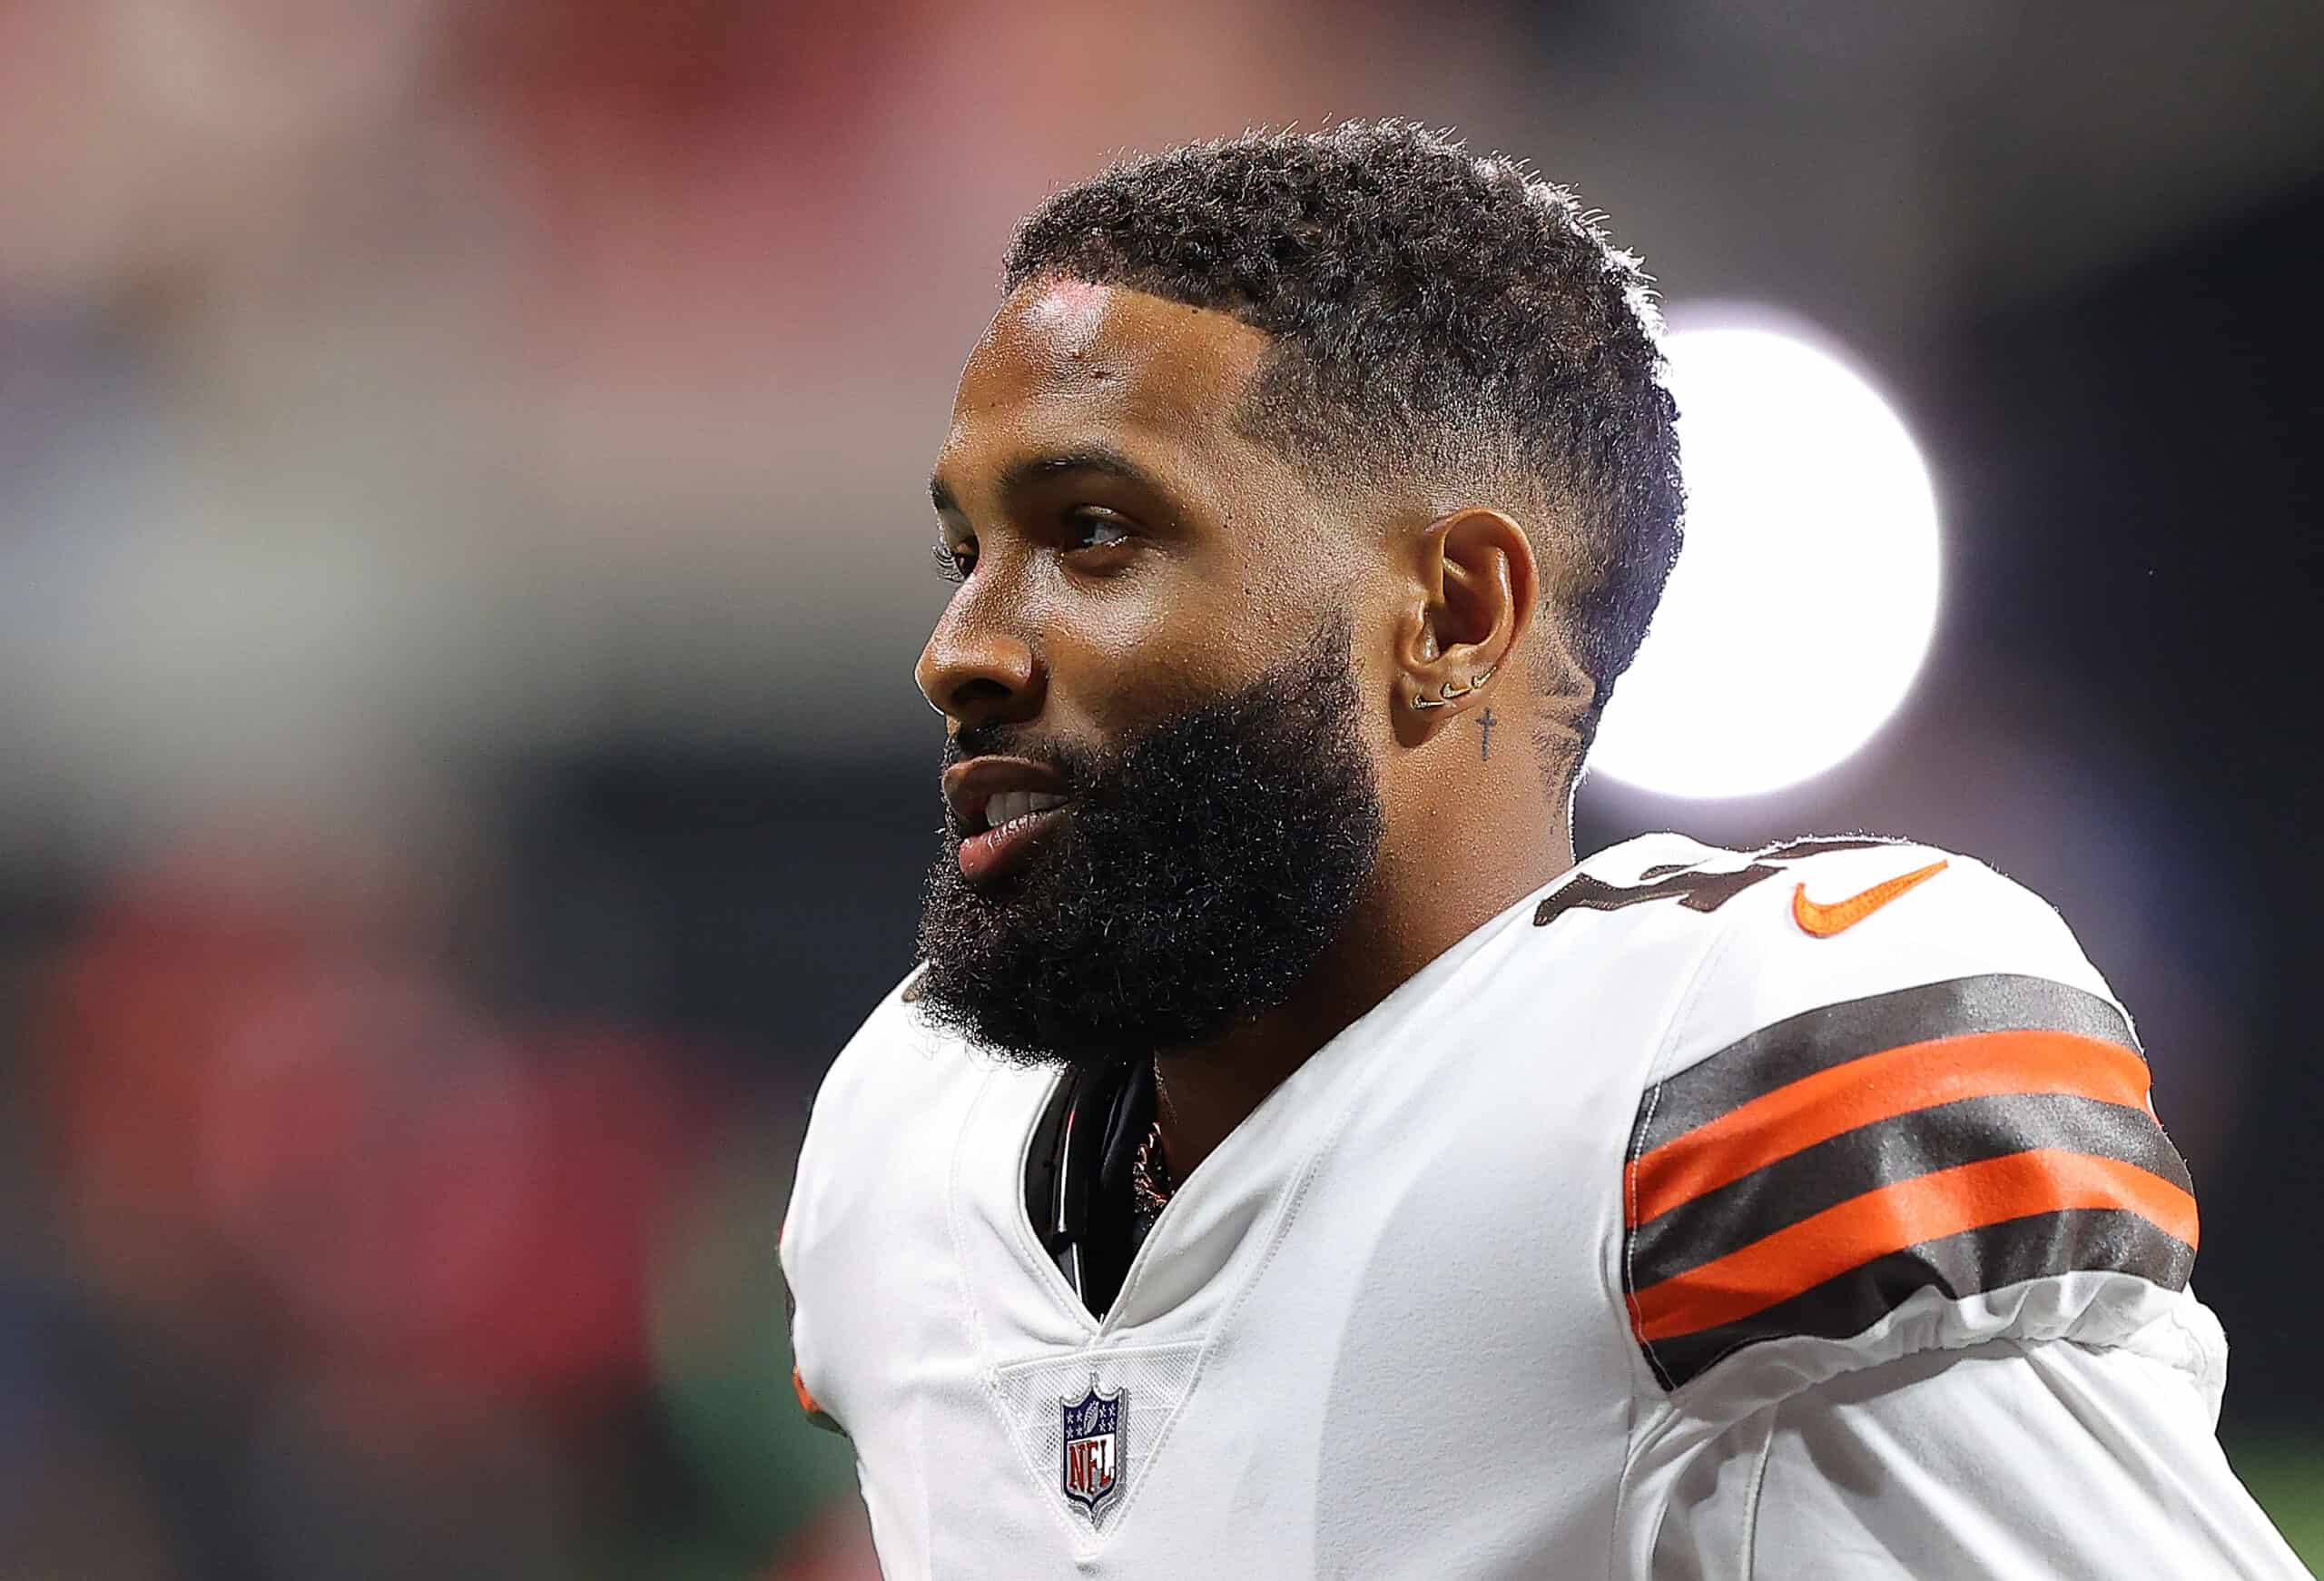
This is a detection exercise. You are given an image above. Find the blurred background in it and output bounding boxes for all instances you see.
[2,1,2319,1575]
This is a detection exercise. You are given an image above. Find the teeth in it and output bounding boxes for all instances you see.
[980,789,1068,831]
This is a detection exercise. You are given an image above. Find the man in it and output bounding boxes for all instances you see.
[780,123,2310,1577]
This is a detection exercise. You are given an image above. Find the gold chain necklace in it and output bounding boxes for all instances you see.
[1129,1118,1175,1217]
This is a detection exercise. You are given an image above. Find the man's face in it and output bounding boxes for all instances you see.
[911,280,1393,1067]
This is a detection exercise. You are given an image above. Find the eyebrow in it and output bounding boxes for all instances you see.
[929,444,1166,515]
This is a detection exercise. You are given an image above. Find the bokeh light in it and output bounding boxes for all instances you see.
[1590,309,1943,799]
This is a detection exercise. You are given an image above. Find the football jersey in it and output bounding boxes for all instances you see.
[780,834,2310,1578]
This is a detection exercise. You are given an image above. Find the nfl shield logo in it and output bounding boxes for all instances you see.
[1060,1380,1126,1517]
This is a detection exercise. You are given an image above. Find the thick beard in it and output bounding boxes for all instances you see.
[912,618,1384,1070]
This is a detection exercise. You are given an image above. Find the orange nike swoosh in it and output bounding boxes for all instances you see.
[1792,858,1949,937]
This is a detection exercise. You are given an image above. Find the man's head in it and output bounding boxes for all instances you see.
[912,122,1681,1067]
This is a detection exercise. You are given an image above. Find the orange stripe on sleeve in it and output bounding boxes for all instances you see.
[793,1365,824,1418]
[1630,1147,2198,1343]
[1629,1030,2151,1227]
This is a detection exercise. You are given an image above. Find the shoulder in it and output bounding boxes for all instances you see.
[1660,836,2118,1058]
[1614,836,2214,1412]
[782,965,983,1297]
[1530,834,2121,1075]
[780,965,994,1434]
[802,964,963,1139]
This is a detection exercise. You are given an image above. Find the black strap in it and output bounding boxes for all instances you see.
[1024,1058,1154,1317]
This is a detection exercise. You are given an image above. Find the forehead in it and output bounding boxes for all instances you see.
[939,279,1281,487]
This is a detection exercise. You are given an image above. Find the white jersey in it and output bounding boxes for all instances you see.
[781,834,2312,1578]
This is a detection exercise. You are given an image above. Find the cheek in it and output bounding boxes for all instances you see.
[1066,608,1232,733]
[1042,530,1372,734]
[1042,582,1288,733]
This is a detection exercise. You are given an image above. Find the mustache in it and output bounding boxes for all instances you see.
[943,722,1081,777]
[938,723,1092,839]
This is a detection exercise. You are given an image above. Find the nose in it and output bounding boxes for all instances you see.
[916,590,1043,727]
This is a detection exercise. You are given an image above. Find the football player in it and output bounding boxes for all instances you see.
[781,123,2313,1577]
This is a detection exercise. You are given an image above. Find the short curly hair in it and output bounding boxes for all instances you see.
[1005,120,1682,758]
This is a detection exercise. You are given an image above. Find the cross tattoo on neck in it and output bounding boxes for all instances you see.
[1479,707,1498,761]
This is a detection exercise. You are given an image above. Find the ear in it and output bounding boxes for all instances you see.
[1395,508,1536,720]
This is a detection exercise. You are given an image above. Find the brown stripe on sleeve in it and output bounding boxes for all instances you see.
[1635,975,2139,1160]
[1628,1029,2152,1226]
[1641,1208,2199,1389]
[1629,1091,2194,1291]
[1630,1148,2197,1344]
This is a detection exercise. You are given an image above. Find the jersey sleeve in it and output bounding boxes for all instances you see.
[1621,841,2216,1413]
[1651,1340,2316,1578]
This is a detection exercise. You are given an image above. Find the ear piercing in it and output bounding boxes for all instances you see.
[1409,664,1495,710]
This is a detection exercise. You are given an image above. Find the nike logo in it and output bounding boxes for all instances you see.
[1792,858,1949,937]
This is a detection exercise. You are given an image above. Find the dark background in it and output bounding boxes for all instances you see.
[2,3,2319,1574]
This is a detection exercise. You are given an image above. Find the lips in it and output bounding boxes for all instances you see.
[942,756,1075,883]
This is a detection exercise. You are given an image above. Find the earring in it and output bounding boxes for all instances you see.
[1410,664,1494,710]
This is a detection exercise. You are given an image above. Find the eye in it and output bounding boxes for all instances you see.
[931,538,976,584]
[1064,508,1133,554]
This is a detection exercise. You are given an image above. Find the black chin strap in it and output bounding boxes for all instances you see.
[1026,1057,1156,1318]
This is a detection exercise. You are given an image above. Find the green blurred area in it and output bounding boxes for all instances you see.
[2230,1439,2324,1568]
[649,1133,859,1575]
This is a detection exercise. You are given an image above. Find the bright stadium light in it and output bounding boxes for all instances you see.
[1589,308,1942,799]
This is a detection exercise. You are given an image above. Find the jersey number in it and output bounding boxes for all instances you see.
[1532,838,1894,929]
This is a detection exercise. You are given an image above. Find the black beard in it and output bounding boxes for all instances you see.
[911,618,1384,1070]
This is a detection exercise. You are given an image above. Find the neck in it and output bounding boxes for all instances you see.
[1151,813,1572,1181]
